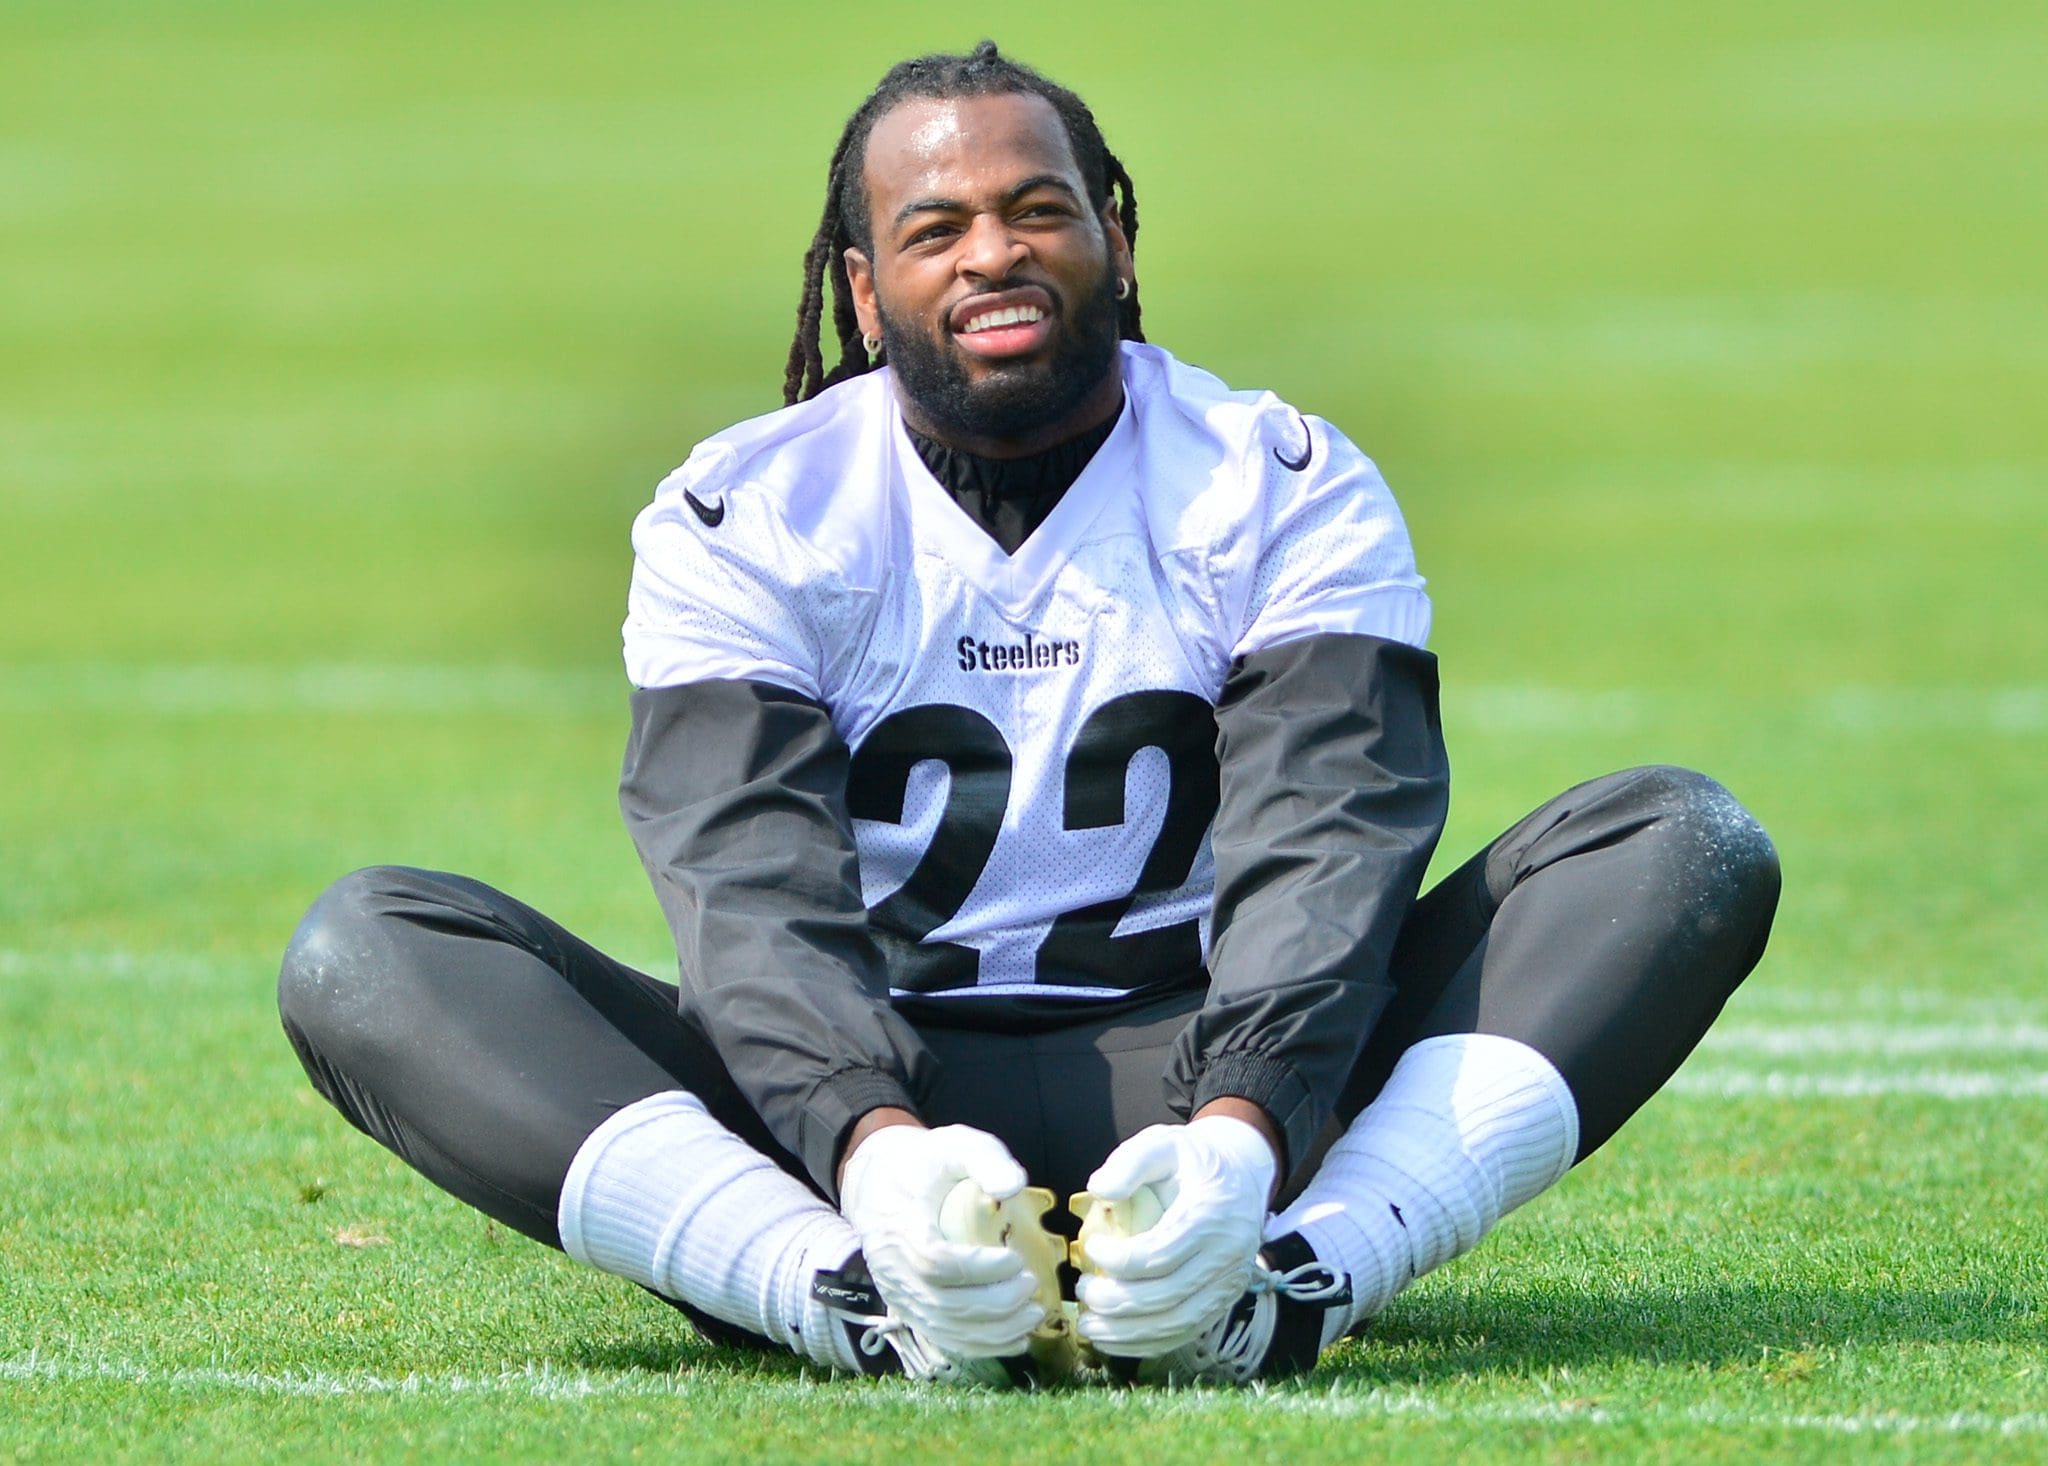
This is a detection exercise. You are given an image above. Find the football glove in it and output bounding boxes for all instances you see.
[838,1123,1046,1362]
[1071,1115,1277,1357]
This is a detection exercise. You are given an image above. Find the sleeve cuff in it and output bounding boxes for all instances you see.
[801,1066,921,1200]
[1190,1053,1320,1178]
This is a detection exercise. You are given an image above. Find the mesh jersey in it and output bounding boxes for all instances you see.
[625,343,1430,1003]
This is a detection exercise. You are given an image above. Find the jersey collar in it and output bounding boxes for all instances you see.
[886,367,1138,612]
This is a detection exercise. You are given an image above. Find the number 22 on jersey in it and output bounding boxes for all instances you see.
[846,690,1219,995]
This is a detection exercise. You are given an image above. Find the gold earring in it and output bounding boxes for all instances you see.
[863,333,882,355]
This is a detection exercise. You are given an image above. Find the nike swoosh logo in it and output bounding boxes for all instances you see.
[1273,412,1313,472]
[683,489,726,528]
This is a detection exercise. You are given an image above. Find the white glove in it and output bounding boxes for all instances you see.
[1074,1116,1277,1355]
[838,1124,1046,1359]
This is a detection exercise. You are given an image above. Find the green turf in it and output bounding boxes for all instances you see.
[4,0,2044,1460]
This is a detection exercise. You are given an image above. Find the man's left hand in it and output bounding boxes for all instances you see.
[1073,1113,1278,1355]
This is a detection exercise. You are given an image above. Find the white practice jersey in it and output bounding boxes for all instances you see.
[625,343,1430,1003]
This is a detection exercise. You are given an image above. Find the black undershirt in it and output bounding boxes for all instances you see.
[906,412,1118,554]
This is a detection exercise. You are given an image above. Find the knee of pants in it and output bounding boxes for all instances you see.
[1629,765,1783,938]
[277,864,450,1064]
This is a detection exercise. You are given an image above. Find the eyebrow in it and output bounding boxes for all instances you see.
[891,174,1083,231]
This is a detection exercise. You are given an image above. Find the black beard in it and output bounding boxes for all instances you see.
[878,270,1121,447]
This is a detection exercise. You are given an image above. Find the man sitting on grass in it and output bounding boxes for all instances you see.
[278,42,1780,1385]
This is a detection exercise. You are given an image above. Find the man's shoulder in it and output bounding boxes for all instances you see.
[637,373,897,590]
[666,372,894,510]
[1121,343,1387,537]
[1128,348,1427,656]
[1124,342,1300,442]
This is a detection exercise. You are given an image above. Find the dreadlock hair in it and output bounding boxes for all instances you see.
[783,41,1144,407]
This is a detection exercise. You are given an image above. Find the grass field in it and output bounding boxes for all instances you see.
[4,1,2044,1460]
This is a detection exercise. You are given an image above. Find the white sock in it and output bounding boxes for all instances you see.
[557,1091,870,1371]
[1268,1033,1579,1345]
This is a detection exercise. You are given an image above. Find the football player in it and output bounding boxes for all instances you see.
[278,42,1781,1385]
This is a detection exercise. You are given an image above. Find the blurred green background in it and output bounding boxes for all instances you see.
[4,2,2045,1456]
[7,0,2041,970]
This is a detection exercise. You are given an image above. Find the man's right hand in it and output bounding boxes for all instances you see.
[837,1121,1045,1359]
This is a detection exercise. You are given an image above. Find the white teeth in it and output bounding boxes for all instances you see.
[962,305,1044,334]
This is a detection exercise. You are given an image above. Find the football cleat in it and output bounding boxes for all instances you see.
[810,1186,1077,1387]
[1072,1191,1351,1386]
[806,1253,904,1378]
[1068,1185,1165,1275]
[934,1182,1080,1384]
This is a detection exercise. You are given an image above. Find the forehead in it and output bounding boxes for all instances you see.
[861,92,1083,218]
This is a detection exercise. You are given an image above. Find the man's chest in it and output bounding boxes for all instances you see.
[831,538,1226,996]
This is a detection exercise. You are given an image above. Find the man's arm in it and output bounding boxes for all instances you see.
[620,677,936,1197]
[1166,631,1450,1178]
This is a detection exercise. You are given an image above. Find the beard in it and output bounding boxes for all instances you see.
[878,267,1121,447]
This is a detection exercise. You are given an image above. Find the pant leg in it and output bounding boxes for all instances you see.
[276,865,798,1249]
[1336,765,1782,1161]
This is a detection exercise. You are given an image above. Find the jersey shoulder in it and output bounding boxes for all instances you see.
[1120,343,1384,540]
[626,377,898,695]
[643,372,897,591]
[1119,343,1428,656]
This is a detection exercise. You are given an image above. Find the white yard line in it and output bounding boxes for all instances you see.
[2,1355,2043,1436]
[1670,1071,2048,1099]
[1728,988,2042,1017]
[7,950,2047,1102]
[7,950,2045,1096]
[1701,1023,2048,1055]
[18,953,2030,1021]
[0,663,620,716]
[1458,684,2048,735]
[2,664,2043,733]
[0,947,677,986]
[0,949,250,982]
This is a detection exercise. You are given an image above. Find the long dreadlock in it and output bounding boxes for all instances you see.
[783,41,1144,407]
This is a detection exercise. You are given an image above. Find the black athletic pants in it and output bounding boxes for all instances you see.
[278,765,1779,1256]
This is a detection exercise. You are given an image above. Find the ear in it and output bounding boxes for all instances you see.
[1098,199,1133,293]
[845,247,880,342]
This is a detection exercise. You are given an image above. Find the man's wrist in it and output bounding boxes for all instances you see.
[836,1105,925,1194]
[1191,1097,1284,1200]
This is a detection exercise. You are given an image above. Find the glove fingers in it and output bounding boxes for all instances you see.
[1084,1124,1183,1199]
[912,1276,1043,1328]
[921,1308,1045,1359]
[1076,1216,1212,1278]
[1075,1260,1242,1320]
[898,1235,1030,1288]
[1075,1271,1248,1352]
[1080,1195,1264,1277]
[930,1125,1029,1201]
[873,1267,1045,1357]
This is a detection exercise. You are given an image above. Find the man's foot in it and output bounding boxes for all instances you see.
[1076,1225,1352,1386]
[809,1186,1077,1386]
[937,1183,1080,1382]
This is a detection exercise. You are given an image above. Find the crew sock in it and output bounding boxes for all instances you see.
[557,1090,870,1371]
[1268,1033,1579,1346]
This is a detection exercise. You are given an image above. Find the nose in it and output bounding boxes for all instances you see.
[957,211,1028,282]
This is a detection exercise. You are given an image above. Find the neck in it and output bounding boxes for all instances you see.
[896,369,1124,460]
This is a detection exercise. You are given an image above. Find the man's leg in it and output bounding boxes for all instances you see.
[276,865,883,1371]
[1271,765,1783,1341]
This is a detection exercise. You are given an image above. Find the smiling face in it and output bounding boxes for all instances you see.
[845,92,1132,458]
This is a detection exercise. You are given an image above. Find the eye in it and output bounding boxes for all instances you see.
[905,221,959,247]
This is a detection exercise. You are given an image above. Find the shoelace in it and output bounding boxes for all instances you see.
[1250,1256,1349,1304]
[1193,1257,1352,1372]
[857,1315,905,1359]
